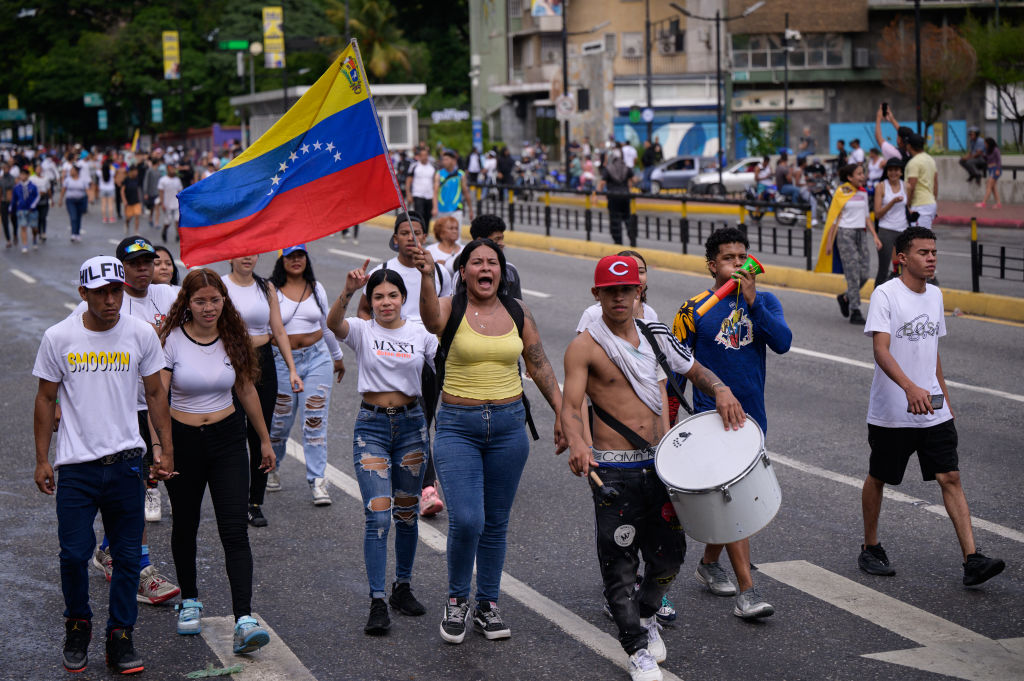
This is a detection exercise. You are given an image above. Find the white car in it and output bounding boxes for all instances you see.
[689,157,762,195]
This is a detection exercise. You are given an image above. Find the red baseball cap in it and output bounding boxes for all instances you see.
[594,255,642,288]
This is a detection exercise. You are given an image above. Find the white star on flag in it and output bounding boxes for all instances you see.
[288,151,298,162]
[300,144,310,154]
[313,140,322,150]
[270,175,280,186]
[278,161,288,172]
[333,151,342,162]
[326,142,335,152]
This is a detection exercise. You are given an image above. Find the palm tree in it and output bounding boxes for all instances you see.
[325,0,411,80]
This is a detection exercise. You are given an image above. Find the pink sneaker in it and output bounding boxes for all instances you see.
[974,202,985,208]
[419,486,444,516]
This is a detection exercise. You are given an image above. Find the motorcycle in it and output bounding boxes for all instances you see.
[744,183,800,226]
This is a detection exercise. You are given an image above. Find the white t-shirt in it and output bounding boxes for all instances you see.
[410,161,435,199]
[157,175,183,210]
[426,241,464,277]
[881,140,900,161]
[276,281,344,360]
[864,278,952,428]
[62,175,90,200]
[223,275,271,336]
[838,190,869,229]
[621,145,638,169]
[341,317,438,396]
[576,302,659,333]
[163,327,236,413]
[850,147,865,164]
[32,313,164,467]
[72,283,179,410]
[365,257,453,325]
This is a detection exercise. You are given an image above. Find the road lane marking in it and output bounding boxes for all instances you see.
[10,269,36,284]
[788,346,1024,403]
[759,560,1024,681]
[521,287,552,298]
[768,451,1024,544]
[107,239,120,245]
[328,248,381,262]
[287,439,682,681]
[201,614,316,681]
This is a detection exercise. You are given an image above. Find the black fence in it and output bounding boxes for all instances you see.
[470,184,817,270]
[970,217,1024,291]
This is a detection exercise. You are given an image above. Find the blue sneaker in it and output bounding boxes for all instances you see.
[175,599,203,635]
[656,594,677,624]
[233,616,270,654]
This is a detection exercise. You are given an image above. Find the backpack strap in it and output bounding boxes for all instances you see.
[635,319,693,417]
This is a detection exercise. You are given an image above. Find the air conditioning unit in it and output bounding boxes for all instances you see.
[581,39,605,55]
[854,47,870,69]
[542,48,559,64]
[622,33,644,59]
[657,29,676,55]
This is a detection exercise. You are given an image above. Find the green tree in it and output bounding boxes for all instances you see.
[964,15,1024,150]
[325,0,411,80]
[739,115,785,157]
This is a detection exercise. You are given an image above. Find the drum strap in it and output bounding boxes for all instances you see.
[589,402,653,451]
[635,320,694,417]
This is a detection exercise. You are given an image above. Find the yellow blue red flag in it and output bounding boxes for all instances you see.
[178,41,401,266]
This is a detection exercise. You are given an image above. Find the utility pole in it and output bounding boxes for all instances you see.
[783,12,789,150]
[914,0,922,135]
[715,9,723,188]
[996,0,1002,146]
[561,1,570,184]
[645,0,653,143]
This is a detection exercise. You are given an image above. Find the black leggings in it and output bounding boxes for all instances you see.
[247,342,277,506]
[166,411,253,619]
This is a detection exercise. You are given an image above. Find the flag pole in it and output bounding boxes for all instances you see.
[351,38,411,230]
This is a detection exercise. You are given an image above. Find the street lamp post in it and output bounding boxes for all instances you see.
[671,1,764,193]
[645,0,653,143]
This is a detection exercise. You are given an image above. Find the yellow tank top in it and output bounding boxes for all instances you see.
[443,317,524,400]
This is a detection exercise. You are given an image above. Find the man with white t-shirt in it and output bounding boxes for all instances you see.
[34,256,175,674]
[859,227,1005,587]
[405,147,436,223]
[156,165,183,243]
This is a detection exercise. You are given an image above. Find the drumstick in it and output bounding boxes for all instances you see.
[589,470,620,503]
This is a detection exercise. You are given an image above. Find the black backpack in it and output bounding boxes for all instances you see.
[431,288,540,441]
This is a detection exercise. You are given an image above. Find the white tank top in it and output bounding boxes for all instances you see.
[878,180,909,233]
[278,281,329,335]
[411,161,435,199]
[222,275,271,336]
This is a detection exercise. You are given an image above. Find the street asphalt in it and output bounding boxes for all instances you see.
[1,204,1021,681]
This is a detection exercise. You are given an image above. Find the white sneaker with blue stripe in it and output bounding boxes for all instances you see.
[233,616,270,654]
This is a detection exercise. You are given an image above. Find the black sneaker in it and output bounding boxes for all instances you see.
[62,618,91,672]
[963,552,1005,587]
[849,309,865,324]
[859,543,896,576]
[439,597,470,644]
[836,293,850,318]
[473,601,511,640]
[389,581,426,616]
[105,628,143,675]
[364,598,391,636]
[247,504,268,528]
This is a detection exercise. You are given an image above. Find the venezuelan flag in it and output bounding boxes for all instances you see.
[178,42,401,266]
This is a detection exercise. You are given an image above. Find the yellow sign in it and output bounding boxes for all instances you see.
[262,7,285,69]
[8,94,17,110]
[162,30,181,80]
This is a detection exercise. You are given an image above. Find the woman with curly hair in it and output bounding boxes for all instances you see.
[157,269,274,654]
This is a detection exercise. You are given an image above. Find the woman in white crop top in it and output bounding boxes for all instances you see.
[267,244,345,506]
[326,265,438,634]
[224,254,302,527]
[872,157,909,288]
[825,163,883,323]
[157,269,273,653]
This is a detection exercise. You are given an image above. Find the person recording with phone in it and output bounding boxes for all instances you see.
[856,227,1005,588]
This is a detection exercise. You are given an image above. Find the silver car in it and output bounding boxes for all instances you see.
[649,155,706,194]
[689,157,762,195]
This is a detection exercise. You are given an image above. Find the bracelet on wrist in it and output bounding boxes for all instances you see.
[711,381,725,391]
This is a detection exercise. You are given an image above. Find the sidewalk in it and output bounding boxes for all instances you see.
[936,200,1023,229]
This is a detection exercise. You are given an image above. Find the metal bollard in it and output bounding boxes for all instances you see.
[805,211,813,271]
[585,193,593,241]
[543,191,552,237]
[508,189,515,230]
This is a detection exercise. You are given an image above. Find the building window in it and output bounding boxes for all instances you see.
[508,0,523,20]
[578,88,590,112]
[732,33,849,71]
[387,114,409,146]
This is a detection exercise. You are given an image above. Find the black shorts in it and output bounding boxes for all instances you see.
[868,419,958,485]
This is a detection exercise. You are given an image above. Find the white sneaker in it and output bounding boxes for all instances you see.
[733,587,774,619]
[265,471,281,492]
[145,487,162,522]
[695,560,737,596]
[640,616,666,663]
[628,648,663,681]
[310,477,331,506]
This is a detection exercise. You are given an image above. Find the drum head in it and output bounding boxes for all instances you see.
[655,412,764,491]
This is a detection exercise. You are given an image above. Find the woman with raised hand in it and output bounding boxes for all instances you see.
[327,261,438,636]
[223,254,303,527]
[416,239,566,644]
[158,269,274,654]
[267,245,345,505]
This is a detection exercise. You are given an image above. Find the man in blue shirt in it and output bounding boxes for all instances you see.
[672,226,792,620]
[432,149,473,226]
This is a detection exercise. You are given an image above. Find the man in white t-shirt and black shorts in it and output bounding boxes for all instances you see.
[859,226,1005,587]
[405,147,436,223]
[33,256,175,674]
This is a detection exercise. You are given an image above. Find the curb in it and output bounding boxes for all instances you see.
[935,215,1024,229]
[364,214,1024,323]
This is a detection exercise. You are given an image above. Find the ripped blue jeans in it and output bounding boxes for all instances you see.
[270,340,332,482]
[352,404,428,599]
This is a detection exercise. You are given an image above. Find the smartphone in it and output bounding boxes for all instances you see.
[882,102,889,117]
[908,394,944,412]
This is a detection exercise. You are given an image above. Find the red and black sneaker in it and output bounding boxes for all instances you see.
[62,618,91,672]
[105,628,144,675]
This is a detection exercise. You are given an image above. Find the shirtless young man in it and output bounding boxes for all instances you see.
[561,255,745,681]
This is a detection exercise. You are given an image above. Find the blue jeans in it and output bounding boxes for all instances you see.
[66,197,87,236]
[56,452,145,632]
[352,404,429,598]
[433,399,528,603]
[779,184,800,203]
[270,340,332,481]
[641,166,654,192]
